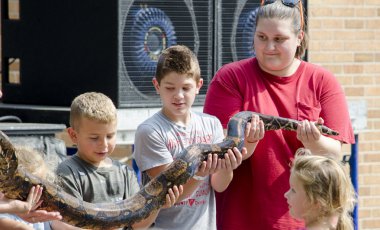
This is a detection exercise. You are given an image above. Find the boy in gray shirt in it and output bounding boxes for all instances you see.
[55,92,182,229]
[134,45,247,230]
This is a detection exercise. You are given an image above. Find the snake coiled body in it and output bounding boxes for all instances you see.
[0,111,338,229]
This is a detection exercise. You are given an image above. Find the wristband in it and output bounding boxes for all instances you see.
[193,175,208,181]
[246,139,258,144]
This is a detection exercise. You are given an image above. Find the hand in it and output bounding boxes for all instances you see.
[162,185,183,209]
[18,209,62,224]
[215,147,244,173]
[245,115,265,144]
[296,118,323,143]
[0,185,43,214]
[195,153,219,177]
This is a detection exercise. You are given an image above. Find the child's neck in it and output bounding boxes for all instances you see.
[97,157,113,168]
[77,153,112,168]
[306,214,339,230]
[161,108,191,127]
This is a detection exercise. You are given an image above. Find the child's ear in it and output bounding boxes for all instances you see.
[196,78,204,94]
[67,127,78,144]
[152,77,160,94]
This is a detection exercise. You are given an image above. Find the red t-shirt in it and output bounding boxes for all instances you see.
[204,58,354,229]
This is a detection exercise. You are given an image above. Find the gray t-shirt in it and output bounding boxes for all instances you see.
[134,111,224,230]
[56,154,140,203]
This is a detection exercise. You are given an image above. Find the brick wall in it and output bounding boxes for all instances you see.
[308,0,380,229]
[1,0,380,229]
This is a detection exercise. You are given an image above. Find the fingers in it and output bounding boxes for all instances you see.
[209,154,218,173]
[26,186,36,206]
[198,148,245,175]
[215,148,243,173]
[245,115,265,143]
[26,186,43,212]
[32,186,43,210]
[198,161,207,174]
[232,147,243,166]
[19,210,62,223]
[198,153,219,176]
[297,120,321,142]
[163,185,183,209]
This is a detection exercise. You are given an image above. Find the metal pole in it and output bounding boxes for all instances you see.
[350,134,359,230]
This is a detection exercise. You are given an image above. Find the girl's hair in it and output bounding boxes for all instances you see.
[16,146,56,183]
[155,45,201,84]
[256,0,308,58]
[70,92,117,130]
[292,148,356,230]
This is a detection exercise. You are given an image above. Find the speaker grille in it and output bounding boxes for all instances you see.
[216,0,260,70]
[118,0,214,107]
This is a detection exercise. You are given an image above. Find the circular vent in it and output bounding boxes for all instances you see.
[237,7,259,59]
[122,7,177,96]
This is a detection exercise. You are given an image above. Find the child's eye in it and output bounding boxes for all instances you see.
[257,35,266,41]
[275,37,286,43]
[166,87,174,91]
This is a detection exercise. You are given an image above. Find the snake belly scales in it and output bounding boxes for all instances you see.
[0,111,338,229]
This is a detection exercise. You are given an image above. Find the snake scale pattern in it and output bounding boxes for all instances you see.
[0,111,338,229]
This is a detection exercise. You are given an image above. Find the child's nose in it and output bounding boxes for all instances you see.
[98,138,108,148]
[284,190,289,199]
[174,89,184,98]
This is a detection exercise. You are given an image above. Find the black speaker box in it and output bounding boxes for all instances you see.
[1,0,214,108]
[216,0,307,69]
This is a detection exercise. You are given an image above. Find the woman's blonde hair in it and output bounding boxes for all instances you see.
[292,148,356,230]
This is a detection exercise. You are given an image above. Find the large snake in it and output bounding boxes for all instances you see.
[0,111,338,229]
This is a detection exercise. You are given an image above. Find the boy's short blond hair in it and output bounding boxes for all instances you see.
[70,92,117,130]
[155,45,201,84]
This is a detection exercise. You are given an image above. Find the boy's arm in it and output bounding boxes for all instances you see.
[210,147,246,192]
[131,185,182,229]
[224,115,265,161]
[144,151,220,201]
[210,115,264,192]
[145,164,205,201]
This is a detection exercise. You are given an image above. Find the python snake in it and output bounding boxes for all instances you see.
[0,111,338,229]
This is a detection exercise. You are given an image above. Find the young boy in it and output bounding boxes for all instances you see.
[133,45,252,229]
[55,92,182,230]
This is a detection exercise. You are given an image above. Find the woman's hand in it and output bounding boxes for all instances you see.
[296,118,324,144]
[245,114,265,145]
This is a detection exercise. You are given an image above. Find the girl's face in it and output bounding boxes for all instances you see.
[284,172,314,221]
[254,17,303,76]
